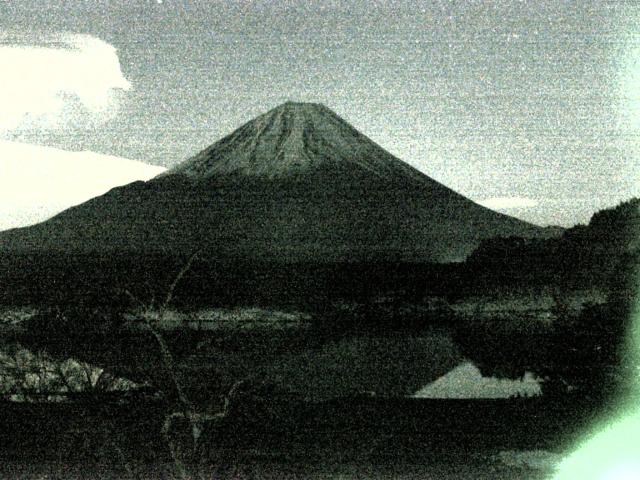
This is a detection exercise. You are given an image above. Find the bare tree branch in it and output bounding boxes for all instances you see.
[121,248,251,479]
[163,249,202,312]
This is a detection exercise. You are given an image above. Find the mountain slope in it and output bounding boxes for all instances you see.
[0,102,554,264]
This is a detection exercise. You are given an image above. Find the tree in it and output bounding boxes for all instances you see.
[124,249,254,480]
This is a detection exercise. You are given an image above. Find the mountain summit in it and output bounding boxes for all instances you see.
[0,102,554,264]
[167,101,426,183]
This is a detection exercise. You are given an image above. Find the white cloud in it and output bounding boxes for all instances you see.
[477,196,539,210]
[0,32,131,133]
[0,140,165,231]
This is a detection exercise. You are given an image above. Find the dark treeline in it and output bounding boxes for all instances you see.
[0,252,470,309]
[3,199,637,310]
[456,199,640,404]
[466,198,640,291]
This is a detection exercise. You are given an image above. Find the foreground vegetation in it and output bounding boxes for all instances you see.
[0,391,599,479]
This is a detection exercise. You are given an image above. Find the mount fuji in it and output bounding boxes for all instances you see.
[0,102,553,264]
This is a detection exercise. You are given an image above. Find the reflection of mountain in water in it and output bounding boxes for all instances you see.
[413,361,542,399]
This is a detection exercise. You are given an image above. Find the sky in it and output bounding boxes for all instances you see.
[0,140,164,230]
[0,0,639,227]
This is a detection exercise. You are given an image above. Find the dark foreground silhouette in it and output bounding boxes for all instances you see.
[0,393,605,479]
